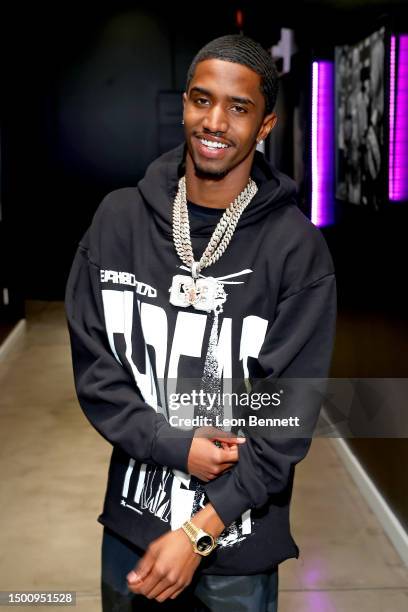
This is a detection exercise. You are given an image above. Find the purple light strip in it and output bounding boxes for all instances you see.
[311,62,319,222]
[389,34,408,201]
[311,61,335,226]
[389,36,396,199]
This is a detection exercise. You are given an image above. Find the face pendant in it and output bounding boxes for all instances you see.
[169,275,227,313]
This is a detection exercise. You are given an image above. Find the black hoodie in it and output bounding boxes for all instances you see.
[64,142,337,575]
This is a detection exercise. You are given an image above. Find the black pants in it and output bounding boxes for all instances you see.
[101,527,279,611]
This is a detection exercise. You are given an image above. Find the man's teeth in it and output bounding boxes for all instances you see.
[200,138,229,149]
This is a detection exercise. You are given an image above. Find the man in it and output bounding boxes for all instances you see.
[65,34,337,611]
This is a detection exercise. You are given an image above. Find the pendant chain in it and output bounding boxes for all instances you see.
[172,175,258,278]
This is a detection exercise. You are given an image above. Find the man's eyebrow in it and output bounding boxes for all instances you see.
[190,86,255,106]
[230,95,255,107]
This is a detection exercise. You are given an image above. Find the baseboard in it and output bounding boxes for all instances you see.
[330,437,408,567]
[0,319,26,361]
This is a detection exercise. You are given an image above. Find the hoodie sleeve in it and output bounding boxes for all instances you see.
[203,234,337,527]
[64,231,194,472]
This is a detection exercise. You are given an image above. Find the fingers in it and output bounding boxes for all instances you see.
[218,447,239,463]
[196,464,233,481]
[211,432,246,444]
[127,551,155,593]
[144,576,172,600]
[128,563,165,597]
[169,587,184,600]
[134,553,155,581]
[212,438,246,449]
[206,462,235,479]
[138,571,190,603]
[208,443,240,476]
[224,437,247,444]
[194,426,246,445]
[188,434,244,481]
[218,461,236,471]
[206,459,238,480]
[155,581,188,603]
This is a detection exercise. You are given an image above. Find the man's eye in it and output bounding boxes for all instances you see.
[196,98,209,105]
[233,106,246,113]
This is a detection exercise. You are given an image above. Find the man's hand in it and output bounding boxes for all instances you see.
[126,529,201,603]
[187,426,246,481]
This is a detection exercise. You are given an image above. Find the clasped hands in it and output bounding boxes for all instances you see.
[126,426,245,602]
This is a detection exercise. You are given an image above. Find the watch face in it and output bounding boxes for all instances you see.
[196,535,213,553]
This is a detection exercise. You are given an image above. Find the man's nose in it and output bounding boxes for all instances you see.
[202,105,228,134]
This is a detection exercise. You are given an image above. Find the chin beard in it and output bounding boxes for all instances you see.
[192,159,230,180]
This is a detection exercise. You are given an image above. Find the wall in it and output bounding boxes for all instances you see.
[1,0,407,539]
[323,205,408,533]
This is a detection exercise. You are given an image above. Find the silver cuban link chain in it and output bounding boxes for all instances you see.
[173,175,258,276]
[169,175,258,312]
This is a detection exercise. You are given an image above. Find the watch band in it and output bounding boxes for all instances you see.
[182,520,201,542]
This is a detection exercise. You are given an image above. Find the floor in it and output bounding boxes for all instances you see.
[0,301,407,612]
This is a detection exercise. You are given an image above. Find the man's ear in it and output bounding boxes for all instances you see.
[182,92,187,110]
[257,112,278,142]
[265,112,278,132]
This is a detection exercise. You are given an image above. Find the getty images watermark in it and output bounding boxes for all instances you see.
[157,378,408,438]
[168,389,301,429]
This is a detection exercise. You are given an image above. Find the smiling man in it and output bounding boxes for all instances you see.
[184,57,276,187]
[65,34,337,611]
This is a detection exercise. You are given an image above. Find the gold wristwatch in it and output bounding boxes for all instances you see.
[181,520,217,556]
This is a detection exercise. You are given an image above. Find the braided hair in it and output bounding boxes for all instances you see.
[185,34,279,116]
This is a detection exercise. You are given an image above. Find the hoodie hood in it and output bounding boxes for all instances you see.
[137,142,298,236]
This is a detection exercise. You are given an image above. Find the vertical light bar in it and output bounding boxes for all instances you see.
[389,36,396,199]
[311,61,335,226]
[389,34,408,201]
[311,62,319,223]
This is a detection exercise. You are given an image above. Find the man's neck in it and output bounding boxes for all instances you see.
[185,152,253,209]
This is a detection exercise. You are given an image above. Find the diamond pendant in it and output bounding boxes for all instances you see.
[169,275,227,313]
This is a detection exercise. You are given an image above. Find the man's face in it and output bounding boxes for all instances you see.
[183,59,277,179]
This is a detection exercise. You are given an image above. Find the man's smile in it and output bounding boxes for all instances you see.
[194,135,233,159]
